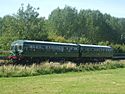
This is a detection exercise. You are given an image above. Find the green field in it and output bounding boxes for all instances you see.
[0,68,125,94]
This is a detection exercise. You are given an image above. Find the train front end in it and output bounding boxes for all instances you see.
[8,40,24,62]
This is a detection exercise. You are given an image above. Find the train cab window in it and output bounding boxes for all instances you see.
[13,45,18,52]
[15,45,22,51]
[18,45,21,50]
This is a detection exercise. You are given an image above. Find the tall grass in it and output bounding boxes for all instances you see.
[0,60,125,77]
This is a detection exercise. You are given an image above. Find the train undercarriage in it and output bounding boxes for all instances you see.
[8,55,107,65]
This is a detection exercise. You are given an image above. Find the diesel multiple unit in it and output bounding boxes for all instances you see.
[9,40,113,63]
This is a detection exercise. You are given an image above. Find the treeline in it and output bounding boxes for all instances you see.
[0,4,125,52]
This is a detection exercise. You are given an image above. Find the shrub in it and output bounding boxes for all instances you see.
[0,60,125,77]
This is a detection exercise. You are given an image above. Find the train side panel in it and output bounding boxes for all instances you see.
[22,42,79,58]
[79,44,113,61]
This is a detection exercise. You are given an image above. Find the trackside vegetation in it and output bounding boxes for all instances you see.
[0,60,125,77]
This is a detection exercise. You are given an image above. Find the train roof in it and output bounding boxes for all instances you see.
[11,40,112,48]
[79,44,111,48]
[11,40,78,46]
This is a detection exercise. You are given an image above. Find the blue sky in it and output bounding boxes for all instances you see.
[0,0,125,18]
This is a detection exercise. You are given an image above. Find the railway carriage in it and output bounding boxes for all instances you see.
[10,40,79,63]
[79,44,113,62]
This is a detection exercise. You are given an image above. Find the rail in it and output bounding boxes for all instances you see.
[0,50,10,60]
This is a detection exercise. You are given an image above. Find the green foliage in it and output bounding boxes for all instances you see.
[0,4,48,50]
[98,41,110,46]
[111,44,125,53]
[15,4,48,40]
[0,4,125,52]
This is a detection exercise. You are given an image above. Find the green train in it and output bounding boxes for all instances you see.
[8,40,113,63]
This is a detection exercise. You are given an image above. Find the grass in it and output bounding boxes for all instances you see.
[0,68,125,94]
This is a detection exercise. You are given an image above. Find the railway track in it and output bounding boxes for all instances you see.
[0,57,12,66]
[0,56,125,66]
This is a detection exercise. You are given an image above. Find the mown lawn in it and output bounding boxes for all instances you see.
[0,68,125,94]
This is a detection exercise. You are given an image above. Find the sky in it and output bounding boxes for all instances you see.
[0,0,125,18]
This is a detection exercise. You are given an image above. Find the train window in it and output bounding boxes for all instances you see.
[29,45,33,50]
[39,45,43,50]
[108,49,109,51]
[29,45,33,49]
[95,48,98,51]
[30,45,35,51]
[106,49,108,52]
[101,48,103,52]
[104,49,106,52]
[94,48,97,52]
[39,45,41,49]
[106,49,107,51]
[99,48,101,51]
[45,46,48,49]
[32,45,34,49]
[36,45,38,49]
[69,47,72,51]
[61,47,64,52]
[103,48,104,52]
[65,47,68,50]
[82,48,85,51]
[74,47,78,51]
[40,45,44,50]
[35,45,38,49]
[101,49,103,52]
[101,49,103,53]
[87,48,90,51]
[100,48,102,52]
[91,48,94,51]
[84,48,87,52]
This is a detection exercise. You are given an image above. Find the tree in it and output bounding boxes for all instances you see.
[48,6,79,40]
[15,4,48,40]
[0,4,48,50]
[0,15,19,49]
